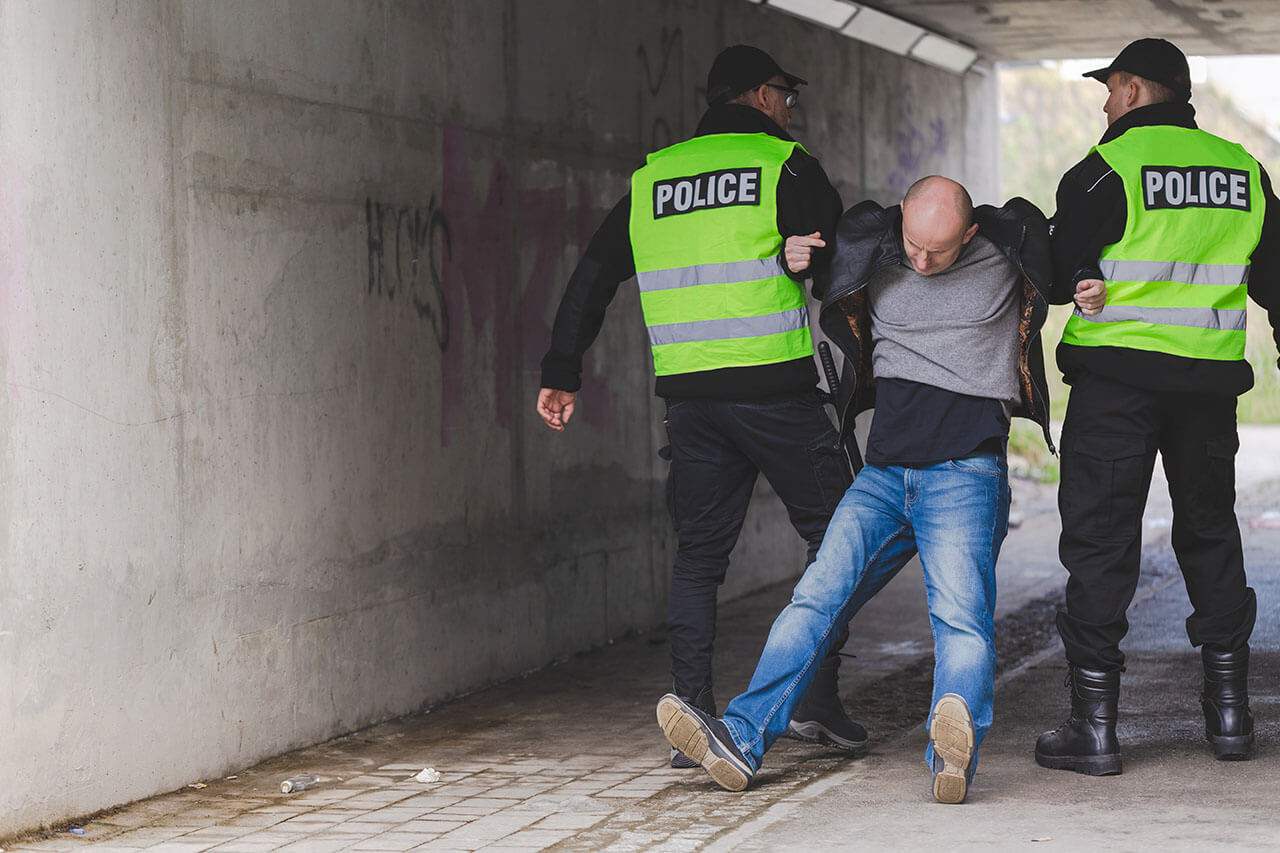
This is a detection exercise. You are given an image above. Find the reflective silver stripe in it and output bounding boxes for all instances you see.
[637,256,784,293]
[647,306,810,346]
[1078,305,1247,332]
[1099,258,1249,287]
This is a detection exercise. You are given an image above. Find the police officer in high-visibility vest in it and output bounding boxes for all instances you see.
[537,45,866,766]
[1036,38,1280,776]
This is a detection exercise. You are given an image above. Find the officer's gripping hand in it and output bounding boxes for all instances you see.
[537,388,577,432]
[784,232,826,274]
[1073,278,1107,316]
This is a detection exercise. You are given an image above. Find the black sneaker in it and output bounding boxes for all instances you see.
[656,694,754,791]
[785,717,869,754]
[781,654,868,755]
[929,693,975,804]
[669,747,698,769]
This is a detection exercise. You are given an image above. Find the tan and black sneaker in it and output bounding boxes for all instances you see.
[669,686,716,768]
[929,692,975,804]
[656,694,754,792]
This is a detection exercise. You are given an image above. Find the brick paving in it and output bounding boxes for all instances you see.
[6,481,1069,853]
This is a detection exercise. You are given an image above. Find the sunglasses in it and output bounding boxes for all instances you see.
[765,83,800,108]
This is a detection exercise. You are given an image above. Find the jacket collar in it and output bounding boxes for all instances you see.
[1099,100,1197,144]
[694,103,794,141]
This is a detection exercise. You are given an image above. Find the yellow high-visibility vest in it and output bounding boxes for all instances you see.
[629,133,814,376]
[1062,125,1265,361]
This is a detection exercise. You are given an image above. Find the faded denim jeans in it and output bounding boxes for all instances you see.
[720,454,1010,772]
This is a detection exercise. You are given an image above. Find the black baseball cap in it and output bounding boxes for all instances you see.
[1083,38,1192,101]
[706,45,807,106]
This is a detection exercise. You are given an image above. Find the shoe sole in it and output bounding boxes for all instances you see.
[1034,748,1122,776]
[929,694,974,804]
[657,695,751,792]
[1208,731,1254,761]
[783,720,869,756]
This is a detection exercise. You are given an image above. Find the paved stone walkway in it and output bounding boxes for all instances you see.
[9,456,1216,853]
[4,475,1069,853]
[9,428,1280,851]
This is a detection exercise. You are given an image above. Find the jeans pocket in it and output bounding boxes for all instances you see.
[945,455,1002,477]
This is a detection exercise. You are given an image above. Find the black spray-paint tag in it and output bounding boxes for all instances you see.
[1141,166,1251,211]
[652,168,761,219]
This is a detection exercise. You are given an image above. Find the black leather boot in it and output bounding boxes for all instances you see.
[670,685,715,768]
[1034,666,1122,776]
[1202,645,1255,761]
[782,655,868,755]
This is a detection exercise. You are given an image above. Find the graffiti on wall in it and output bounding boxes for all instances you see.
[365,30,704,447]
[886,83,951,196]
[365,197,450,351]
[637,27,686,153]
[365,125,619,448]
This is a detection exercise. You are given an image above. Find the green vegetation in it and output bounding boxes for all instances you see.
[1241,303,1280,422]
[1008,419,1059,483]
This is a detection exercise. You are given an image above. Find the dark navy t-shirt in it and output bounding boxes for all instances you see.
[864,377,1009,468]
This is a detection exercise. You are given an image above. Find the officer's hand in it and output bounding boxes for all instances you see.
[785,232,826,274]
[537,388,577,432]
[1074,278,1107,316]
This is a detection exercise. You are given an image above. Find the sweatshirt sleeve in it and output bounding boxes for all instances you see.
[538,195,636,392]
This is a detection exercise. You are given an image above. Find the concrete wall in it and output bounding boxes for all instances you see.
[0,0,996,836]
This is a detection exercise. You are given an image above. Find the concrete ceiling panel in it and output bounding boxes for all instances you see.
[857,1,1280,60]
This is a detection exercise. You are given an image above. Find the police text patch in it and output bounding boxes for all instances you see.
[1141,166,1251,211]
[652,168,761,219]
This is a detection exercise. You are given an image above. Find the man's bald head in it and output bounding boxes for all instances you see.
[899,176,978,276]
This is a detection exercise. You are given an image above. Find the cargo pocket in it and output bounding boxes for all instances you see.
[1200,432,1240,510]
[809,435,852,512]
[1061,432,1153,538]
[658,442,678,529]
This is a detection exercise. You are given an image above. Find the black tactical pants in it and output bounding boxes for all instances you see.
[664,391,852,699]
[1056,373,1256,672]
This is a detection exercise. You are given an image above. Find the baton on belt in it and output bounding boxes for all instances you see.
[818,340,841,403]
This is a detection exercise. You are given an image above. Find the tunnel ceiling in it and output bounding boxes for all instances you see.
[867,1,1280,61]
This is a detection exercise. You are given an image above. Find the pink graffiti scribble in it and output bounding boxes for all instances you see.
[439,123,618,447]
[440,123,513,446]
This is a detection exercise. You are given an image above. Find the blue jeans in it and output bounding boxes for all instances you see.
[720,455,1010,772]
